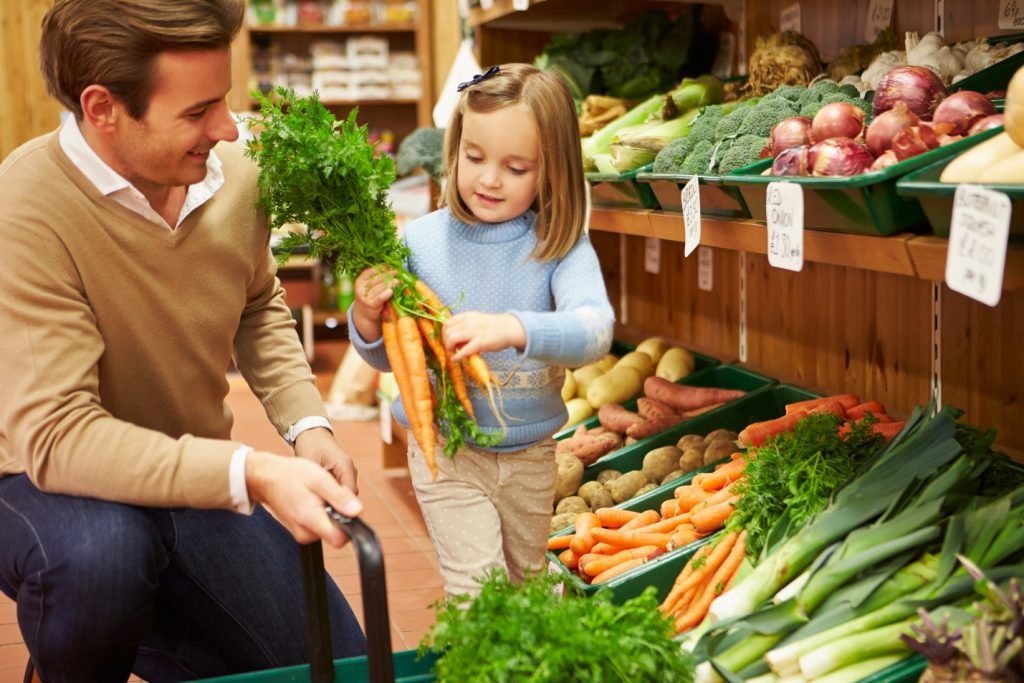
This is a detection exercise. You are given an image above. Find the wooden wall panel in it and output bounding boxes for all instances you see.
[0,0,63,159]
[430,0,460,110]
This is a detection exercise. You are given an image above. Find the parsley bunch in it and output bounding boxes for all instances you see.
[245,88,409,277]
[420,570,695,682]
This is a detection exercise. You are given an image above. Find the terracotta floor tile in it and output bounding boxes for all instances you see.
[0,643,29,670]
[0,603,14,627]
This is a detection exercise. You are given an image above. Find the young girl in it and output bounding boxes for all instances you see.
[349,63,615,597]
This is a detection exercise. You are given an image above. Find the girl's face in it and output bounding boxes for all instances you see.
[457,104,540,224]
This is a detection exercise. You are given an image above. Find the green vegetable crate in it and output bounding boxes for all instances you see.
[722,126,1003,236]
[547,383,820,600]
[587,163,661,210]
[635,170,752,219]
[552,348,721,440]
[948,32,1024,95]
[896,142,1024,241]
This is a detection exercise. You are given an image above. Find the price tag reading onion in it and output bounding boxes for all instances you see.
[682,175,701,257]
[766,182,805,272]
[865,0,895,41]
[945,185,1011,307]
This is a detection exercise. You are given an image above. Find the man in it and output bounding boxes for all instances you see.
[0,1,367,680]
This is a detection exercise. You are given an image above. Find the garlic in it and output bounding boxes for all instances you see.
[914,45,964,84]
[907,31,945,65]
[861,50,907,91]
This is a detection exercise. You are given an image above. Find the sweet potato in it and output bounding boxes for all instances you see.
[555,430,623,465]
[597,403,644,433]
[643,377,745,412]
[637,397,679,421]
[626,415,682,440]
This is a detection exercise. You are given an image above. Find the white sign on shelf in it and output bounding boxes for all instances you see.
[512,0,530,9]
[644,237,661,274]
[945,185,1011,307]
[1000,0,1024,29]
[766,182,805,272]
[865,0,895,41]
[682,175,701,257]
[698,246,714,292]
[780,3,802,33]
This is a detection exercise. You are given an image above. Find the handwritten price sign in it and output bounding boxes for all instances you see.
[766,182,805,272]
[865,0,894,41]
[945,185,1011,307]
[682,175,701,257]
[1000,0,1024,29]
[780,3,801,32]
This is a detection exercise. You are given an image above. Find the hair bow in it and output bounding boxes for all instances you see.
[456,65,500,92]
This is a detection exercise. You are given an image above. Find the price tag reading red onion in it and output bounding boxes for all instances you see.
[945,185,1010,307]
[682,175,701,257]
[766,182,804,272]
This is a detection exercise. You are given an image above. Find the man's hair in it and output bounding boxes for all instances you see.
[441,63,587,261]
[40,0,245,120]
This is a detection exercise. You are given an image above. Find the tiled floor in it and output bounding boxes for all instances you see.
[0,340,443,682]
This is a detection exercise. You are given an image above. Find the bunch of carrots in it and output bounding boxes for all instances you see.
[658,529,748,634]
[548,453,747,586]
[738,394,905,447]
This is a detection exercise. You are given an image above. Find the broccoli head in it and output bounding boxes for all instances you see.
[838,83,861,98]
[680,140,716,175]
[769,84,807,103]
[395,127,446,179]
[800,101,824,119]
[809,79,842,95]
[652,136,695,174]
[716,134,768,175]
[714,111,745,139]
[797,87,825,109]
[737,98,798,137]
[686,105,726,143]
[820,92,871,117]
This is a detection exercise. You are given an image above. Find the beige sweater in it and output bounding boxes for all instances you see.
[0,133,325,509]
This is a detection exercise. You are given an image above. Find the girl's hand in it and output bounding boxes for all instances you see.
[442,312,526,361]
[351,265,396,342]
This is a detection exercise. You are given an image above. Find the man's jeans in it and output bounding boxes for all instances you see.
[0,474,367,682]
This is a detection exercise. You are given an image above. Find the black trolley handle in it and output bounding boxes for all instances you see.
[299,509,395,683]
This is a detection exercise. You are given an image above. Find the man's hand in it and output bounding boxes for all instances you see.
[244,450,362,548]
[294,427,358,494]
[442,312,527,361]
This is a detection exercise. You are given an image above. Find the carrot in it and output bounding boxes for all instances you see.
[594,507,641,528]
[547,535,573,551]
[665,586,698,618]
[618,509,661,531]
[631,513,692,536]
[447,359,474,419]
[691,480,742,514]
[846,400,887,420]
[394,308,438,478]
[808,399,849,420]
[413,279,447,318]
[737,409,809,447]
[660,498,681,519]
[558,547,580,570]
[669,523,699,550]
[590,528,671,550]
[582,545,661,578]
[674,531,747,633]
[592,557,648,585]
[697,459,747,491]
[643,377,745,412]
[871,420,906,441]
[416,315,447,367]
[590,542,623,555]
[569,512,603,555]
[381,305,428,469]
[662,531,738,615]
[691,496,738,534]
[785,394,860,415]
[674,485,714,513]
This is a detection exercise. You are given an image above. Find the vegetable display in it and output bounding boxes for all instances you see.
[246,89,503,478]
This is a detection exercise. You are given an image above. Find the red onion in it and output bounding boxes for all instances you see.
[932,91,996,135]
[808,138,874,177]
[771,145,810,176]
[872,65,948,120]
[869,150,899,172]
[811,102,866,143]
[968,114,1005,135]
[769,116,813,157]
[865,101,920,157]
[890,122,953,161]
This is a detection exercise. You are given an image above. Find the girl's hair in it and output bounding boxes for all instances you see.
[441,63,587,261]
[40,0,245,121]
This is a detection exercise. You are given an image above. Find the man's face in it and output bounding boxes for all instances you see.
[108,49,239,192]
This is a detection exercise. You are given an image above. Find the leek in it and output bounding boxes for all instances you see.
[797,619,915,679]
[810,655,907,683]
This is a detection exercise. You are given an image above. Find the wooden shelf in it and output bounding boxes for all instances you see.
[248,23,417,34]
[466,0,743,29]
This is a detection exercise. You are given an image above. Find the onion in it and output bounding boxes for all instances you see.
[869,150,899,172]
[769,116,813,157]
[932,90,996,135]
[865,101,920,157]
[890,122,953,161]
[968,113,1005,135]
[807,138,874,176]
[771,145,810,176]
[872,65,948,120]
[811,102,866,143]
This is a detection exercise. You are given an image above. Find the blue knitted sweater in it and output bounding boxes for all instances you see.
[348,208,615,452]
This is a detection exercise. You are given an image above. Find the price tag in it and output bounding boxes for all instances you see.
[1000,0,1024,29]
[644,237,661,274]
[682,175,702,257]
[865,0,895,41]
[512,0,530,9]
[479,0,494,10]
[945,185,1011,307]
[379,397,393,444]
[698,246,714,292]
[766,182,805,272]
[780,3,801,33]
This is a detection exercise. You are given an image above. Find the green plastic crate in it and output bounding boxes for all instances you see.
[895,135,1024,241]
[587,163,661,210]
[196,650,438,682]
[722,126,1003,235]
[635,170,752,218]
[858,656,926,683]
[948,33,1024,95]
[553,349,721,440]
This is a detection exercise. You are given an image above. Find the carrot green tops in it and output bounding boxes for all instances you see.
[0,132,323,508]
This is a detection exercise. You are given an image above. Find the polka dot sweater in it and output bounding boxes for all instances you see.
[350,208,615,451]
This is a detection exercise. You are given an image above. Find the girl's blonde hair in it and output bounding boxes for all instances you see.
[441,63,586,261]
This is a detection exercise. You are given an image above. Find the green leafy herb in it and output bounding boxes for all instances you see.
[420,570,695,682]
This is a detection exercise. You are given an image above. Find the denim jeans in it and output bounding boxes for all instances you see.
[0,474,367,682]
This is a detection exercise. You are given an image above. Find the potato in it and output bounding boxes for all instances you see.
[589,486,614,510]
[704,439,740,466]
[608,470,647,503]
[642,445,682,483]
[561,370,577,402]
[679,447,705,473]
[562,397,595,429]
[704,428,738,445]
[573,364,606,400]
[586,365,644,409]
[550,512,578,534]
[577,480,604,506]
[656,347,696,382]
[555,495,589,515]
[635,336,672,364]
[660,469,685,485]
[613,351,656,378]
[554,452,584,503]
[596,469,622,484]
[676,434,708,453]
[636,483,658,497]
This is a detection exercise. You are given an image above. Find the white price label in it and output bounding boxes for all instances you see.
[479,0,494,9]
[644,237,661,274]
[780,3,801,33]
[698,246,714,292]
[945,185,1011,307]
[1000,0,1024,29]
[379,397,393,444]
[512,0,530,10]
[682,175,702,257]
[865,0,895,41]
[766,182,805,272]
